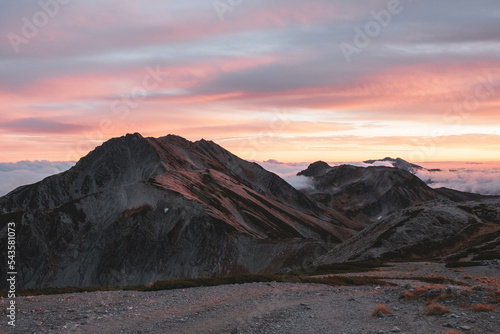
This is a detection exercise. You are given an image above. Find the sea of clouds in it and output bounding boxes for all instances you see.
[259,160,500,196]
[0,161,75,197]
[0,160,499,198]
[414,167,500,196]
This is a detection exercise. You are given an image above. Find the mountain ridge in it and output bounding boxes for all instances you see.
[0,133,358,288]
[1,134,499,289]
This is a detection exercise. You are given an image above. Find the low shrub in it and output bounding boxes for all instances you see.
[1,274,394,297]
[371,304,392,317]
[426,303,450,316]
[458,303,497,312]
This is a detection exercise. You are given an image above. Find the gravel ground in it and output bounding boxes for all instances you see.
[2,262,500,334]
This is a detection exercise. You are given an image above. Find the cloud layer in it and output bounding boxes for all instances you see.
[1,159,498,198]
[261,160,500,196]
[0,161,74,197]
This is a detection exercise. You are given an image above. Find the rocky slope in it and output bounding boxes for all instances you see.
[297,162,487,224]
[0,134,359,289]
[316,198,500,264]
[297,161,500,264]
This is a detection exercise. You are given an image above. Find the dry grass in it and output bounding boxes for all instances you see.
[399,290,419,301]
[399,285,443,301]
[0,274,394,298]
[371,304,392,317]
[426,303,450,316]
[469,304,497,312]
[458,303,498,312]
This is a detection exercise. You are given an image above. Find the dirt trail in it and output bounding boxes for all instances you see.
[4,262,500,334]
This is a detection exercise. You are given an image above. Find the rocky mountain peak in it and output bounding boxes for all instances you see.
[0,133,361,288]
[363,157,424,174]
[297,161,332,177]
[297,163,443,224]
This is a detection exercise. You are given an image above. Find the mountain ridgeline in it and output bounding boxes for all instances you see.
[1,134,499,289]
[0,134,358,288]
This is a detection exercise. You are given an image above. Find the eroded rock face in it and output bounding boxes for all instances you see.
[0,133,358,288]
[316,199,500,264]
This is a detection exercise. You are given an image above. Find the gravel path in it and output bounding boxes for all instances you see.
[3,262,500,334]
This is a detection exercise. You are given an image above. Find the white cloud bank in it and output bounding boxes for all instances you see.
[259,160,500,196]
[415,168,500,196]
[1,159,498,198]
[0,161,75,197]
[257,160,315,191]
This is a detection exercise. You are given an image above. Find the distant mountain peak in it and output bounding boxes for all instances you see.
[363,157,424,174]
[264,159,283,164]
[297,161,331,177]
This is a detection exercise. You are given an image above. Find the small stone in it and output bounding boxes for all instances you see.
[459,325,471,330]
[391,326,401,332]
[230,328,238,334]
[376,311,385,318]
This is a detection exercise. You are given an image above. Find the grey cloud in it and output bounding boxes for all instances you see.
[1,118,89,134]
[0,161,75,197]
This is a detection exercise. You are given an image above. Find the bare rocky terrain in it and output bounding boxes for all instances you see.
[3,262,500,334]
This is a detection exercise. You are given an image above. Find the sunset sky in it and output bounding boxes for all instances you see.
[1,0,499,163]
